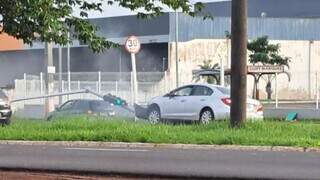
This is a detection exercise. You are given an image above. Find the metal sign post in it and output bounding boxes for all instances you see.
[125,36,141,119]
[131,53,138,103]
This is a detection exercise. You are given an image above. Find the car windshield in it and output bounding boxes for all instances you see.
[216,87,230,95]
[171,86,193,96]
[59,101,75,111]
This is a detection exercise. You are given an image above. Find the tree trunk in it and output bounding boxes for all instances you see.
[231,0,248,128]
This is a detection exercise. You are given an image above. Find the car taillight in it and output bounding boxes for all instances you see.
[221,98,231,106]
[257,104,263,112]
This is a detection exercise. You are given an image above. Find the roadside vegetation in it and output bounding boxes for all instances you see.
[0,117,319,148]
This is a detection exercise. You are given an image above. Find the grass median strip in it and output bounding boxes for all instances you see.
[0,116,319,148]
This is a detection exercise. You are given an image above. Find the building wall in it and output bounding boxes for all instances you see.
[0,43,168,87]
[167,39,320,100]
[169,14,320,42]
[202,0,320,18]
[90,14,170,38]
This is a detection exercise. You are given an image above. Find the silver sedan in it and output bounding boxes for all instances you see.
[147,84,263,124]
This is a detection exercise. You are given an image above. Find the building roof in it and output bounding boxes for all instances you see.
[202,0,320,18]
[9,0,320,51]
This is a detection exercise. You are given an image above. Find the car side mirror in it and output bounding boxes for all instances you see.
[166,93,175,98]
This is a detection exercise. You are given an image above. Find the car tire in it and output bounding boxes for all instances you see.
[199,108,214,124]
[0,118,10,126]
[148,105,161,124]
[46,115,53,121]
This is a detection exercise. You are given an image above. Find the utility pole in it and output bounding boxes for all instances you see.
[231,0,248,128]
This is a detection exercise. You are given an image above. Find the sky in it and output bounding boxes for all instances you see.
[74,0,228,18]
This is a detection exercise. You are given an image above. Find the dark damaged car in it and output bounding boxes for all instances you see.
[0,90,12,125]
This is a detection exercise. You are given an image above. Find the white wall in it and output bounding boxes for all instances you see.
[167,39,320,100]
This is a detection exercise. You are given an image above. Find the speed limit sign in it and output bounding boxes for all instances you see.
[125,36,140,118]
[125,36,141,54]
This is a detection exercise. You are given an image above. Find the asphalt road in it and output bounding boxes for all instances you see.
[0,144,319,180]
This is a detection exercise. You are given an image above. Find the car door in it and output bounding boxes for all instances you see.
[184,85,214,120]
[161,86,193,119]
[72,100,91,114]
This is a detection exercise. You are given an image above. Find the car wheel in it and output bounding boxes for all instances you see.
[148,106,161,124]
[46,115,53,121]
[0,118,10,126]
[199,108,214,124]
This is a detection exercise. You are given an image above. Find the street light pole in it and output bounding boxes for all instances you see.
[58,46,63,104]
[175,10,179,88]
[67,32,71,92]
[45,42,53,117]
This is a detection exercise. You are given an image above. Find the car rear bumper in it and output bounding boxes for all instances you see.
[216,111,264,120]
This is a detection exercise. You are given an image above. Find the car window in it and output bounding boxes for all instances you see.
[90,101,111,112]
[172,86,193,96]
[192,86,213,96]
[73,100,90,111]
[216,87,231,95]
[59,101,75,111]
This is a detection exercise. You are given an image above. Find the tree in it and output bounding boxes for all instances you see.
[194,60,220,84]
[231,0,247,128]
[248,36,291,100]
[198,60,219,70]
[0,0,208,53]
[247,36,290,66]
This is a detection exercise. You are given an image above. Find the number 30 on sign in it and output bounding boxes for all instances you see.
[125,36,141,54]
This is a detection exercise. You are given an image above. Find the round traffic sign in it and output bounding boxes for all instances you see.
[125,36,141,54]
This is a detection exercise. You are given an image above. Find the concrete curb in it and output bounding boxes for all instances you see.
[0,141,319,153]
[262,100,316,104]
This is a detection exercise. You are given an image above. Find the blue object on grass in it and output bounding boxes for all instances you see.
[286,112,298,122]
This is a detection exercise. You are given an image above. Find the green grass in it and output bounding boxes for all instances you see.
[0,116,319,148]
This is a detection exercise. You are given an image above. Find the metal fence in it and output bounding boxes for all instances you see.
[11,69,320,118]
[13,72,171,115]
[259,71,320,110]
